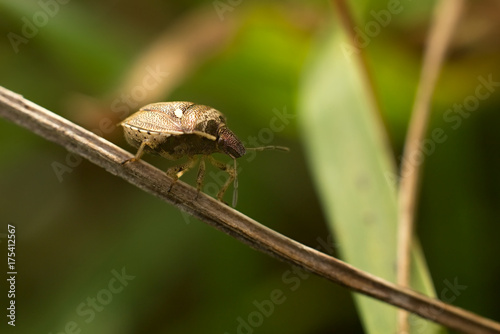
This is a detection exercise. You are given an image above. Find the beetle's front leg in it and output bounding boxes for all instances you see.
[208,156,238,206]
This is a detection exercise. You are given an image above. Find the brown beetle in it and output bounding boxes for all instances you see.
[120,102,287,206]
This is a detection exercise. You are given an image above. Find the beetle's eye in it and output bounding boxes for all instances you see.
[218,128,245,159]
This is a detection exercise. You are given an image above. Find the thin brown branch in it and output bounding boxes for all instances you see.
[397,0,465,332]
[0,86,499,334]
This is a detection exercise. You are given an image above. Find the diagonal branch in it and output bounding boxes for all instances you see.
[0,86,499,334]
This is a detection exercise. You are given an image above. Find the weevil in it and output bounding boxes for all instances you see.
[120,102,288,206]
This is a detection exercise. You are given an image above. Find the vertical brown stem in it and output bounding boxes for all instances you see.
[397,0,465,332]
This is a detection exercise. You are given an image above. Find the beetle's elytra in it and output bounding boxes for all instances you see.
[120,102,287,206]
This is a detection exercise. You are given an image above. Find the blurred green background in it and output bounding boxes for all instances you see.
[0,0,499,333]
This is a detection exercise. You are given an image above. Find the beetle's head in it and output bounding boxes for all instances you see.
[217,127,246,159]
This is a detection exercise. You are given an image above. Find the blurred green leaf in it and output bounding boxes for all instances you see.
[298,26,443,333]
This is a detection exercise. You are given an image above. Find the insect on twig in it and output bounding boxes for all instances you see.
[120,102,288,206]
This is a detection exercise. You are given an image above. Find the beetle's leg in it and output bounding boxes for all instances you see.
[166,156,198,193]
[196,156,206,197]
[121,139,153,165]
[166,156,198,180]
[208,156,238,207]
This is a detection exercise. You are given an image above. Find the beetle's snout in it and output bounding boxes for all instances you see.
[217,127,246,159]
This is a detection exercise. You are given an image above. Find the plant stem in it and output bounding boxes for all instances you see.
[397,0,465,332]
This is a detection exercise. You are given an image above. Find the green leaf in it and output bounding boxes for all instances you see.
[298,27,444,334]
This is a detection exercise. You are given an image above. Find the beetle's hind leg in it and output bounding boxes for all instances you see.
[122,139,153,165]
[207,156,238,207]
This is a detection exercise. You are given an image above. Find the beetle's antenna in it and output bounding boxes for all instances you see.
[232,158,238,207]
[230,146,286,207]
[246,146,289,152]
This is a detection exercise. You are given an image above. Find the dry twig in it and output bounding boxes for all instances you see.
[397,0,465,332]
[1,86,499,334]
